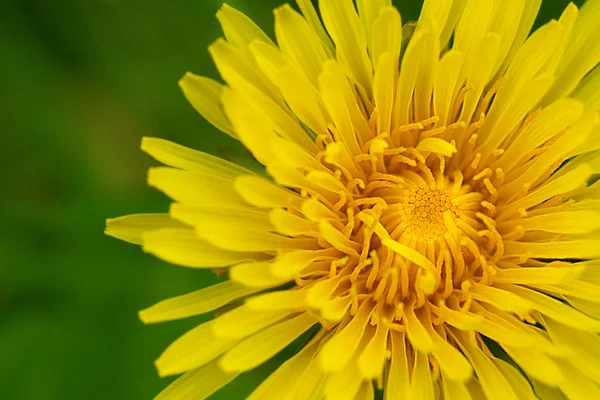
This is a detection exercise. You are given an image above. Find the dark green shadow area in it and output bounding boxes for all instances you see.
[0,0,584,399]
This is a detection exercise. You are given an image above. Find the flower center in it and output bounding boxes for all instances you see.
[383,184,460,241]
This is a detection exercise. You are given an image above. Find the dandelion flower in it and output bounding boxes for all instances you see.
[106,0,600,398]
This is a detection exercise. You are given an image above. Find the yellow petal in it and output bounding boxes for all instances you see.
[198,223,313,253]
[433,50,464,125]
[250,41,329,137]
[245,290,308,311]
[357,322,389,379]
[403,305,437,353]
[556,359,600,400]
[319,60,367,155]
[492,358,538,400]
[221,87,278,165]
[499,210,600,235]
[147,167,247,208]
[105,213,183,245]
[270,209,318,236]
[219,313,317,372]
[320,0,373,96]
[370,6,401,69]
[210,304,290,339]
[274,4,331,86]
[545,317,600,382]
[234,175,303,208]
[178,73,236,138]
[142,228,264,268]
[155,358,238,400]
[319,301,373,371]
[247,330,323,400]
[170,203,273,232]
[140,280,261,323]
[497,283,600,332]
[216,4,274,48]
[504,238,600,260]
[470,282,532,315]
[502,346,564,385]
[229,261,291,288]
[492,264,585,285]
[295,0,336,55]
[441,373,473,400]
[373,53,395,135]
[454,330,520,400]
[416,137,457,157]
[496,98,584,173]
[410,350,435,400]
[155,321,236,377]
[500,163,592,218]
[141,137,253,177]
[385,331,411,400]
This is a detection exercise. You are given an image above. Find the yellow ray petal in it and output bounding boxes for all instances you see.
[499,210,600,235]
[142,228,265,268]
[220,313,317,372]
[140,280,261,324]
[170,203,273,232]
[251,41,329,137]
[210,39,316,151]
[155,321,237,377]
[235,175,303,208]
[274,4,331,86]
[320,0,373,96]
[545,317,600,382]
[496,283,600,332]
[454,330,520,400]
[141,137,253,177]
[492,358,538,400]
[247,330,323,400]
[319,60,367,155]
[385,331,411,400]
[373,53,394,135]
[324,362,364,400]
[221,87,278,165]
[105,213,184,245]
[556,359,600,400]
[178,74,236,138]
[357,321,389,379]
[147,167,248,208]
[441,373,473,400]
[319,301,373,371]
[216,4,274,48]
[210,304,291,339]
[493,264,585,285]
[416,137,457,157]
[500,163,592,218]
[469,282,532,315]
[245,290,308,311]
[370,6,401,68]
[504,238,600,260]
[270,209,318,236]
[410,350,435,400]
[155,358,239,400]
[496,98,584,173]
[433,50,464,125]
[502,346,564,385]
[229,261,291,288]
[295,0,336,55]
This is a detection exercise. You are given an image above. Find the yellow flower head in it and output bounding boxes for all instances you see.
[107,0,600,399]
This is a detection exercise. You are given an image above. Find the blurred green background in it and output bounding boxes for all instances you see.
[0,0,584,399]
